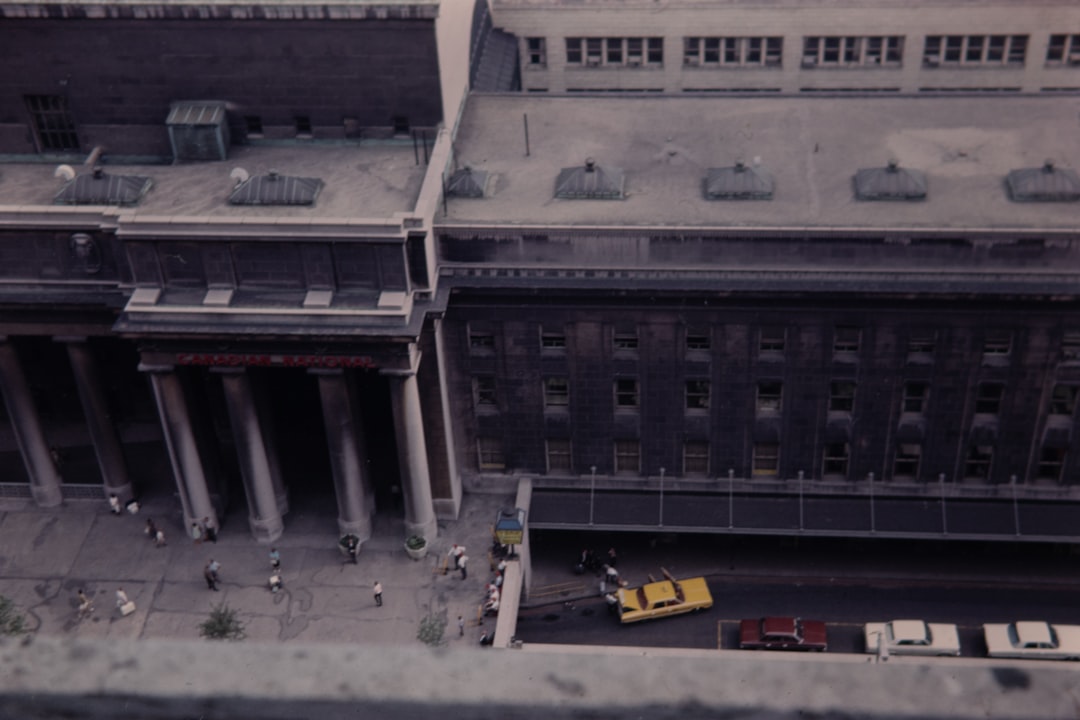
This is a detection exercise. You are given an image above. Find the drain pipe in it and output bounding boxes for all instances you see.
[84,145,105,167]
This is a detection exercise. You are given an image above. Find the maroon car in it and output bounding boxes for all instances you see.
[739,617,828,652]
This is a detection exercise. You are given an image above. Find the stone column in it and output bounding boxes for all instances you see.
[388,370,437,541]
[314,369,373,541]
[143,365,216,531]
[0,338,62,507]
[62,337,132,501]
[217,368,284,543]
[251,376,289,517]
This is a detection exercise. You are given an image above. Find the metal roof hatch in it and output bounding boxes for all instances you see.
[554,157,625,200]
[854,159,927,201]
[704,159,774,200]
[167,101,230,163]
[446,166,490,198]
[1006,160,1080,202]
[228,169,323,206]
[54,167,152,206]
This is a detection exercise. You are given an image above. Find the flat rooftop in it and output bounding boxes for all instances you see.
[442,94,1080,232]
[492,0,1069,8]
[0,142,427,222]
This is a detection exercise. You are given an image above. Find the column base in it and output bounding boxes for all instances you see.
[102,483,134,504]
[31,483,63,508]
[337,516,372,545]
[247,514,284,544]
[404,516,438,544]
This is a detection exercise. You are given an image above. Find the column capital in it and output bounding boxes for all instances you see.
[138,362,175,374]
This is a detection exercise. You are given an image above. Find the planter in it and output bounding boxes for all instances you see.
[404,536,429,561]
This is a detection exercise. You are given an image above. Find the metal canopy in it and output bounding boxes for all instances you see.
[228,171,323,206]
[166,101,227,127]
[1006,161,1080,202]
[554,158,625,200]
[703,161,774,200]
[854,160,927,201]
[54,169,152,206]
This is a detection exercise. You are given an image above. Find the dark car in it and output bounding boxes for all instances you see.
[739,617,828,652]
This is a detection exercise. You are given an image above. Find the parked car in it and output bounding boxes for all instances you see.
[739,616,828,652]
[615,568,713,624]
[864,619,960,657]
[983,621,1080,661]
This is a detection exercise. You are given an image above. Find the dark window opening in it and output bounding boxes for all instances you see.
[25,94,79,152]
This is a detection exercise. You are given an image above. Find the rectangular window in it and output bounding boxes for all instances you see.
[24,94,79,152]
[829,381,856,413]
[893,443,921,479]
[756,380,783,413]
[753,443,780,476]
[606,37,623,64]
[704,38,721,64]
[615,378,639,409]
[803,36,903,67]
[983,332,1012,357]
[566,38,583,64]
[964,444,993,480]
[760,327,786,354]
[244,115,264,136]
[544,377,569,408]
[907,331,936,359]
[902,382,929,414]
[1062,331,1080,361]
[975,383,1004,415]
[478,437,505,470]
[627,38,643,64]
[686,333,710,351]
[1050,385,1078,416]
[684,36,782,67]
[1047,34,1080,66]
[834,326,861,354]
[647,38,664,64]
[924,35,1027,66]
[295,116,312,136]
[686,380,710,411]
[541,331,566,351]
[1037,447,1066,482]
[527,37,547,66]
[473,376,496,407]
[684,441,709,475]
[586,38,603,65]
[614,440,640,474]
[823,443,849,477]
[546,438,572,473]
[614,332,639,352]
[469,331,495,353]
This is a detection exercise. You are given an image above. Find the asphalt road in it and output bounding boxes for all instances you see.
[514,577,1080,656]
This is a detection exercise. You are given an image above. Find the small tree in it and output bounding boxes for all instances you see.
[199,603,245,641]
[417,607,447,647]
[0,595,26,636]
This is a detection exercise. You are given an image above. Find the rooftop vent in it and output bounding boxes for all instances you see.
[227,170,323,206]
[703,159,774,201]
[167,100,230,163]
[854,159,927,201]
[54,168,153,206]
[554,157,625,200]
[1006,160,1080,202]
[446,166,489,198]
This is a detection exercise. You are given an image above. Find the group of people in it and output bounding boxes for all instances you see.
[75,586,135,619]
[190,518,218,544]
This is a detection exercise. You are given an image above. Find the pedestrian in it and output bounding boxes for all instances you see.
[269,572,283,593]
[125,498,140,515]
[345,535,358,564]
[116,587,134,616]
[155,528,166,547]
[76,589,92,618]
[458,615,465,637]
[605,564,619,586]
[373,581,383,607]
[449,543,465,569]
[108,494,121,515]
[269,547,281,571]
[458,554,468,580]
[145,518,157,540]
[497,558,508,574]
[607,547,617,568]
[203,517,217,543]
[204,560,219,591]
[191,522,203,545]
[605,592,619,615]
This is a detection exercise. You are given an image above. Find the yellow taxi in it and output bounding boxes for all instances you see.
[615,568,713,624]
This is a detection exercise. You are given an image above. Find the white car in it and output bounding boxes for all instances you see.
[864,619,961,657]
[983,621,1080,661]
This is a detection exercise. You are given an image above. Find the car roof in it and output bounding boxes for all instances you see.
[1015,621,1053,645]
[642,581,677,605]
[891,620,929,642]
[762,617,797,635]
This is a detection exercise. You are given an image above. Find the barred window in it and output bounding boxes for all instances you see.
[614,440,640,474]
[24,95,79,152]
[546,438,572,473]
[544,377,569,407]
[684,441,709,476]
[478,437,505,471]
[686,380,710,411]
[615,378,639,409]
[753,443,779,476]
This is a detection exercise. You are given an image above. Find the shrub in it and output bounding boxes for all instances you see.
[0,596,26,636]
[417,608,447,647]
[405,535,427,550]
[199,603,245,641]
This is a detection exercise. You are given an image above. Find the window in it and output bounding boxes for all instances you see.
[295,115,312,136]
[541,331,566,351]
[686,333,710,351]
[834,326,861,354]
[1047,35,1080,66]
[568,37,662,67]
[24,95,79,152]
[753,443,779,476]
[803,36,903,67]
[244,115,264,136]
[478,437,505,470]
[823,443,849,477]
[546,438,572,473]
[684,441,709,475]
[544,377,569,408]
[1037,447,1066,482]
[964,444,993,480]
[1062,331,1080,361]
[924,35,1027,66]
[759,327,786,354]
[983,332,1012,358]
[902,382,929,414]
[907,331,936,360]
[614,332,638,352]
[829,381,856,413]
[1050,385,1078,416]
[527,37,547,66]
[615,378,639,409]
[684,36,782,67]
[614,440,640,474]
[686,380,710,411]
[893,443,921,479]
[473,376,496,407]
[756,381,783,413]
[975,383,1004,415]
[469,331,495,353]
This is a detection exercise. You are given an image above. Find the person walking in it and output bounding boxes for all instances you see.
[345,535,358,565]
[449,543,465,570]
[76,589,93,618]
[145,518,157,541]
[108,494,121,515]
[204,561,219,591]
[155,528,167,547]
[458,554,468,580]
[116,587,134,616]
[458,615,465,637]
[269,548,281,571]
[202,517,217,543]
[191,522,203,545]
[373,581,383,607]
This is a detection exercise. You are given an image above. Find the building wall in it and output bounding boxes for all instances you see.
[492,2,1079,94]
